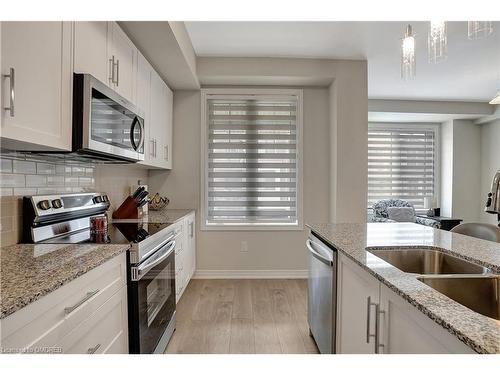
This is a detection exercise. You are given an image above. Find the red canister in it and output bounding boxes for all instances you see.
[90,215,108,243]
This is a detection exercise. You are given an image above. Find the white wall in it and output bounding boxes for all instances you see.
[479,119,500,225]
[149,88,331,274]
[440,120,454,217]
[440,119,481,222]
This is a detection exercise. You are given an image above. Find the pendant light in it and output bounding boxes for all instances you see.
[428,21,447,63]
[401,24,416,80]
[468,21,493,39]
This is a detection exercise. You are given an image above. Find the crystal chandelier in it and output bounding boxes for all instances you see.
[428,21,447,63]
[401,24,416,80]
[468,21,493,39]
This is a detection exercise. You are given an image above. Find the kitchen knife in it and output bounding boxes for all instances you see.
[132,186,145,199]
[135,190,149,203]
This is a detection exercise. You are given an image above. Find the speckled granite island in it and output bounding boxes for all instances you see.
[0,243,129,319]
[307,222,500,354]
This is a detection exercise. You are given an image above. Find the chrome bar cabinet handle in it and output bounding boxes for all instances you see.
[164,145,168,161]
[109,56,115,84]
[376,308,386,354]
[87,343,101,354]
[366,296,377,344]
[115,59,119,87]
[64,290,99,314]
[3,67,15,116]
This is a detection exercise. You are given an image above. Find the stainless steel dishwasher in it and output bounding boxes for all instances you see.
[307,232,337,354]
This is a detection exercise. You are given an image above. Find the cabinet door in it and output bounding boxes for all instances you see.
[1,22,72,151]
[73,21,110,86]
[163,85,173,169]
[136,52,153,166]
[336,253,379,354]
[109,22,136,103]
[148,70,166,168]
[186,213,196,278]
[378,283,473,354]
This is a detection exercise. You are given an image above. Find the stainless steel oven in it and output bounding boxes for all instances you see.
[128,235,176,354]
[73,73,145,162]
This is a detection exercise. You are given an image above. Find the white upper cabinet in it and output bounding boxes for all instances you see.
[73,22,110,86]
[164,85,173,169]
[1,22,72,151]
[108,22,137,104]
[136,52,152,164]
[147,70,173,169]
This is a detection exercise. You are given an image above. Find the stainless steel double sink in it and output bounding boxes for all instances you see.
[367,248,499,320]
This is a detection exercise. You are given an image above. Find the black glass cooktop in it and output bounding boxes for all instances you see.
[42,220,173,245]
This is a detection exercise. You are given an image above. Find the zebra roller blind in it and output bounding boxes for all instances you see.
[206,95,299,226]
[368,124,438,210]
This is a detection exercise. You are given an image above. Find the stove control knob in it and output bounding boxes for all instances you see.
[102,195,109,202]
[93,196,103,204]
[52,199,63,209]
[37,200,52,210]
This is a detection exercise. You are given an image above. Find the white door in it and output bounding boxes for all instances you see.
[336,253,380,354]
[378,283,473,354]
[73,22,110,86]
[109,22,136,104]
[1,22,72,151]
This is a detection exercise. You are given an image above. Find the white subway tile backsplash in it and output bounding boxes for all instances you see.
[56,165,72,175]
[72,166,85,176]
[1,159,12,173]
[0,174,25,188]
[26,175,47,187]
[85,168,94,176]
[64,177,79,187]
[37,188,58,195]
[0,188,13,196]
[78,177,94,187]
[14,188,37,196]
[13,160,36,174]
[47,176,65,187]
[36,162,56,175]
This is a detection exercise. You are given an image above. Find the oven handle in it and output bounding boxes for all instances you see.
[134,240,175,280]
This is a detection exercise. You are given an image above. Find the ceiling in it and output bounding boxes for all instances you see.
[185,21,500,102]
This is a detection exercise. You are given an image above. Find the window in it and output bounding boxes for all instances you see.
[201,89,303,230]
[367,123,439,211]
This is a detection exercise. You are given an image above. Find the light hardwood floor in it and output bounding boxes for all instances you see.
[165,279,319,354]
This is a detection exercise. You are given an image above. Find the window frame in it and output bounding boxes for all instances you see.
[367,122,441,214]
[200,88,304,231]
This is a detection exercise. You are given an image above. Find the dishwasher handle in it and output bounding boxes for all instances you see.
[306,239,333,267]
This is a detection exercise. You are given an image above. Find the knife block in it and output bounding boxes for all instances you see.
[112,196,139,220]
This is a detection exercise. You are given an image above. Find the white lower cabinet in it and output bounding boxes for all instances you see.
[336,252,379,354]
[172,212,196,303]
[0,253,128,354]
[336,252,473,354]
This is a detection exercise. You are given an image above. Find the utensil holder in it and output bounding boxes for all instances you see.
[112,196,139,220]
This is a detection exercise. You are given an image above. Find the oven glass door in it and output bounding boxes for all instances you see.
[90,88,144,156]
[135,243,175,353]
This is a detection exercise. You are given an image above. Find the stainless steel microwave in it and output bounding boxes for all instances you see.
[72,74,145,162]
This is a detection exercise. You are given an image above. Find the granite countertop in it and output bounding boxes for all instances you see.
[307,222,500,354]
[0,243,129,319]
[143,208,195,224]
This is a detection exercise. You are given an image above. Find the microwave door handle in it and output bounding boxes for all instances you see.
[136,241,175,280]
[130,116,144,151]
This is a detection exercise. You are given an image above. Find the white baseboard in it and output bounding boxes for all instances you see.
[193,269,308,279]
